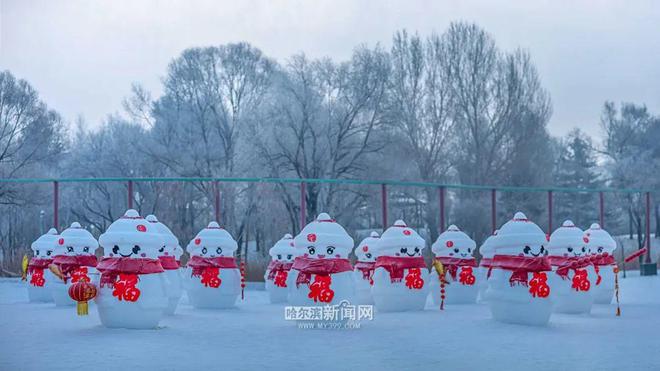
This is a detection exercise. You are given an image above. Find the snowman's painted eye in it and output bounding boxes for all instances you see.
[67,246,74,253]
[467,248,471,253]
[83,247,89,253]
[326,246,335,255]
[454,248,459,253]
[581,247,586,252]
[287,254,292,260]
[132,245,141,254]
[414,247,420,253]
[112,245,119,254]
[216,247,223,255]
[567,247,573,252]
[277,254,282,260]
[523,246,531,254]
[36,250,40,256]
[365,253,372,259]
[540,246,545,253]
[46,250,51,256]
[598,247,603,253]
[158,247,164,253]
[202,247,208,255]
[400,247,408,254]
[307,246,316,255]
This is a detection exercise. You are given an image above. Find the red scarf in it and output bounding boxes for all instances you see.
[27,258,53,275]
[188,256,238,289]
[548,256,592,292]
[354,261,376,284]
[97,257,164,288]
[266,261,293,280]
[590,253,615,266]
[52,255,98,283]
[491,255,551,298]
[374,256,427,283]
[292,257,352,287]
[480,257,493,268]
[158,256,180,270]
[435,257,477,282]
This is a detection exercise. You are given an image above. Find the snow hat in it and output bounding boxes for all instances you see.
[99,209,165,259]
[432,225,476,258]
[146,214,179,256]
[547,220,587,257]
[491,212,547,257]
[269,233,297,262]
[355,231,380,262]
[31,228,58,258]
[584,223,617,255]
[479,229,499,259]
[374,220,425,257]
[293,213,354,259]
[187,221,238,257]
[58,222,99,256]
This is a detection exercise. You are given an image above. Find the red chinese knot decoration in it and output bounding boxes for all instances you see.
[528,272,550,298]
[405,268,424,290]
[274,270,288,288]
[70,267,90,283]
[200,267,221,288]
[459,266,476,286]
[112,273,141,302]
[571,269,590,292]
[30,269,45,287]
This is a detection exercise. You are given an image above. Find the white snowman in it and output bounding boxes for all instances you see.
[371,220,429,312]
[264,233,297,304]
[430,225,478,306]
[146,215,183,315]
[95,209,168,329]
[51,222,100,306]
[186,222,241,309]
[353,231,379,305]
[26,228,58,303]
[477,230,498,303]
[287,213,355,307]
[486,212,553,326]
[547,220,597,314]
[584,223,618,304]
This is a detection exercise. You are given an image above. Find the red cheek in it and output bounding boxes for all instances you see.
[140,253,146,257]
[449,252,454,256]
[563,253,568,257]
[164,252,169,256]
[335,254,340,258]
[518,253,524,257]
[395,253,400,257]
[109,253,114,257]
[304,253,309,257]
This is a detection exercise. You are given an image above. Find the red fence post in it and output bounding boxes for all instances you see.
[491,189,497,233]
[300,182,306,231]
[439,186,445,233]
[127,180,133,209]
[53,181,59,230]
[646,192,652,263]
[599,191,605,228]
[548,190,553,233]
[214,180,220,223]
[381,184,388,229]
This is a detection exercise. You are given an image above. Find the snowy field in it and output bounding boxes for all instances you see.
[2,274,660,371]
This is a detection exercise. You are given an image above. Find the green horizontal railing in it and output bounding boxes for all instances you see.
[0,176,656,194]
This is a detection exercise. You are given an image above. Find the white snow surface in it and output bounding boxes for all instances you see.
[2,273,660,371]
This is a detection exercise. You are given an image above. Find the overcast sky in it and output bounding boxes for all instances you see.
[1,0,659,139]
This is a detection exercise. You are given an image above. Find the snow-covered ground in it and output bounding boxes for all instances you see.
[2,274,660,371]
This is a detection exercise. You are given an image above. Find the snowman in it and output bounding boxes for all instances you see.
[264,233,297,304]
[95,209,168,329]
[477,230,498,303]
[51,222,99,306]
[584,223,617,304]
[26,228,58,303]
[372,220,429,312]
[430,225,478,306]
[486,212,553,326]
[287,213,355,308]
[353,231,379,305]
[547,220,596,314]
[186,222,241,309]
[146,215,183,315]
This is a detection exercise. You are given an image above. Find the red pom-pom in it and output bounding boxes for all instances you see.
[195,238,201,245]
[583,237,589,243]
[136,224,147,232]
[307,233,317,242]
[362,245,369,252]
[58,238,64,245]
[446,241,454,248]
[403,230,411,236]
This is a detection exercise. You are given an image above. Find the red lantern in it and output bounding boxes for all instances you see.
[68,281,97,316]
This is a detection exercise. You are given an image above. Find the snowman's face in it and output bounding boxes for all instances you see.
[588,245,605,255]
[157,243,177,257]
[33,248,54,259]
[445,244,473,258]
[108,242,158,259]
[380,245,422,258]
[63,243,93,256]
[193,243,232,258]
[498,243,547,257]
[302,243,349,259]
[272,252,295,262]
[565,244,588,257]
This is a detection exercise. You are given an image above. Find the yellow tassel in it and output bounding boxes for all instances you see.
[433,260,444,276]
[433,260,446,311]
[614,266,621,317]
[76,301,89,316]
[21,255,29,281]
